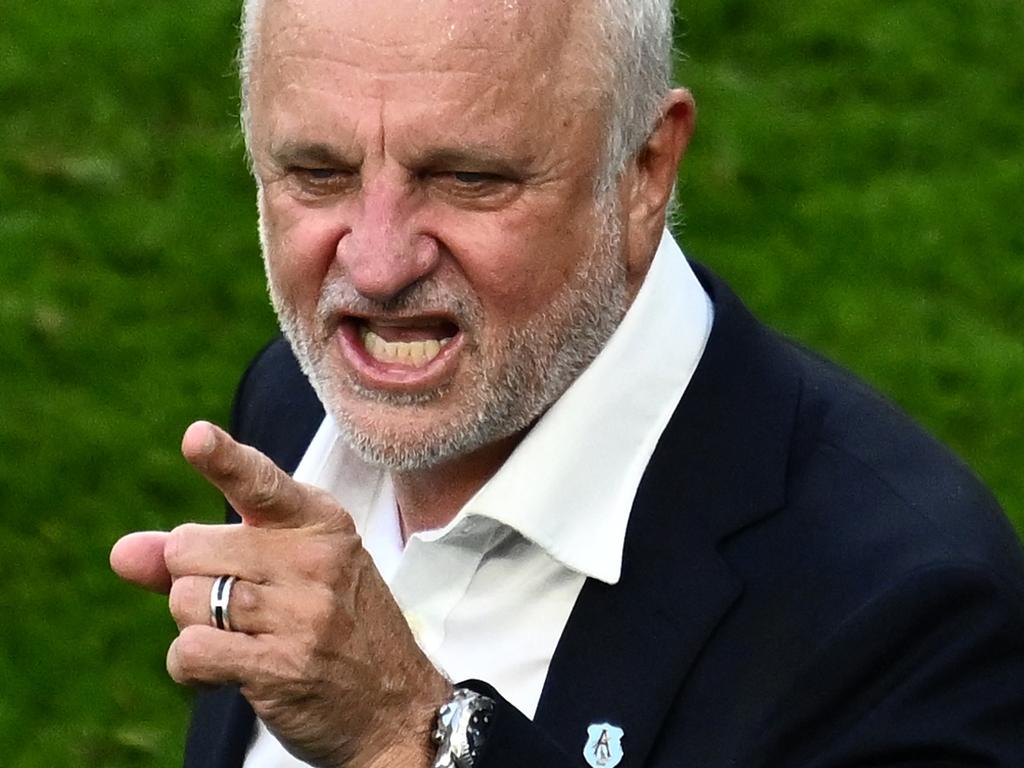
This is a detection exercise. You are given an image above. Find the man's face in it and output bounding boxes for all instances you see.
[248,0,634,469]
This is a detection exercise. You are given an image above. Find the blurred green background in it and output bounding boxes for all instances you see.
[1,0,1021,765]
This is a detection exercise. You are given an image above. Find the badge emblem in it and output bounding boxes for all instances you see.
[583,723,625,768]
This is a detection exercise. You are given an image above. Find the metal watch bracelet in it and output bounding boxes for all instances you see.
[432,687,496,768]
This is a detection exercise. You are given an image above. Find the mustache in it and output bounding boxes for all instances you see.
[315,276,480,327]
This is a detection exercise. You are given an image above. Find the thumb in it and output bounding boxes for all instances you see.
[110,530,172,594]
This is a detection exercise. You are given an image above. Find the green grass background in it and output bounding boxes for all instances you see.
[1,1,1021,765]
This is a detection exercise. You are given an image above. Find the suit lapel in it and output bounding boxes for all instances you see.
[535,265,801,766]
[535,489,741,767]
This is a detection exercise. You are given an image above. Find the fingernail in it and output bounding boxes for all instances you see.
[200,424,216,454]
[184,421,217,456]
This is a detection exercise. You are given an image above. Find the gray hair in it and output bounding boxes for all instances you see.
[237,0,675,193]
[237,0,263,150]
[588,0,676,195]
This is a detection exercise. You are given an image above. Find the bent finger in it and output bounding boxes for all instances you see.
[168,574,276,635]
[162,522,275,583]
[167,624,265,687]
[110,530,172,594]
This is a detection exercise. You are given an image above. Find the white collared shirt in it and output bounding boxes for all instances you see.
[244,230,713,767]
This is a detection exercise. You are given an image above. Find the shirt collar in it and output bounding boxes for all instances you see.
[293,230,712,585]
[456,230,712,583]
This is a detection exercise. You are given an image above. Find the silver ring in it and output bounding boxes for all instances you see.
[210,575,237,631]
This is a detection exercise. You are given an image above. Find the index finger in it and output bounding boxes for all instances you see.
[181,421,333,529]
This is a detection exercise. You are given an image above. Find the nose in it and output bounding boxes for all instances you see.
[335,178,440,302]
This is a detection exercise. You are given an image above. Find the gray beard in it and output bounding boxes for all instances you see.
[264,198,628,471]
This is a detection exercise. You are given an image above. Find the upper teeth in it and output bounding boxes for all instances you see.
[360,328,452,367]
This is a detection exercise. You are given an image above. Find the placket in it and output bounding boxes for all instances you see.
[389,519,495,663]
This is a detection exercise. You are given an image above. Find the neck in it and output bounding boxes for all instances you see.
[392,433,524,540]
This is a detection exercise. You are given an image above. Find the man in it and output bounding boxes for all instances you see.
[110,0,1024,766]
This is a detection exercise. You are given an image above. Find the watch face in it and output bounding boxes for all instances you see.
[465,706,494,762]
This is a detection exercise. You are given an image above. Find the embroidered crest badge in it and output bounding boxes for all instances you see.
[583,723,625,768]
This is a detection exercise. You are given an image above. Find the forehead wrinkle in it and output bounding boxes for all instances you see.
[267,82,519,168]
[265,22,510,62]
[256,31,523,110]
[273,51,509,89]
[252,0,607,168]
[256,0,596,89]
[259,9,526,71]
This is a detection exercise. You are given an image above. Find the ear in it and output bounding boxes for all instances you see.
[622,89,696,277]
[628,88,696,226]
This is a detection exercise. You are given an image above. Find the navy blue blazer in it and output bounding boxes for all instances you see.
[184,264,1024,767]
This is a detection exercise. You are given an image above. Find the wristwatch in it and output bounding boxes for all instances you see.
[431,687,496,768]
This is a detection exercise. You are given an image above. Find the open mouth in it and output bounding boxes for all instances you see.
[337,315,464,385]
[359,324,456,368]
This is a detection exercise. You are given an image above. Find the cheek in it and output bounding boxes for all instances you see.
[262,191,348,308]
[432,210,592,322]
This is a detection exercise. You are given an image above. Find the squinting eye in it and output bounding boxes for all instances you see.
[420,168,518,206]
[285,166,359,199]
[452,171,499,184]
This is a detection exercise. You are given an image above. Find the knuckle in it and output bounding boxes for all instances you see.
[334,508,359,538]
[308,485,346,516]
[164,523,200,572]
[166,643,184,683]
[167,578,193,623]
[300,589,353,649]
[249,461,283,510]
[306,485,357,534]
[294,537,338,582]
[176,625,206,658]
[305,485,334,506]
[168,626,205,683]
[230,579,259,615]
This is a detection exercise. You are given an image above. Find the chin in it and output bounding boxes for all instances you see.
[322,392,454,470]
[327,387,530,472]
[335,420,476,471]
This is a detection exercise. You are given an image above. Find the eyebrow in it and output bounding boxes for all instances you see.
[269,141,533,178]
[412,147,531,177]
[270,142,358,168]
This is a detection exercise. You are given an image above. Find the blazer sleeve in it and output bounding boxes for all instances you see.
[457,681,580,768]
[751,562,1024,768]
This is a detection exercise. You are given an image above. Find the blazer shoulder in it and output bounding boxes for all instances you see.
[776,336,1024,587]
[677,262,1020,584]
